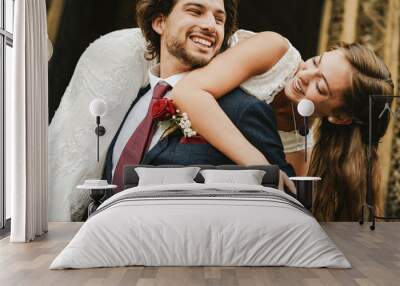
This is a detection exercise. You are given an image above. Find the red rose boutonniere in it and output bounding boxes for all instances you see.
[151,98,176,121]
[151,98,197,139]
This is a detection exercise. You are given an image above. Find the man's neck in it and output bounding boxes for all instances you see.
[159,53,192,79]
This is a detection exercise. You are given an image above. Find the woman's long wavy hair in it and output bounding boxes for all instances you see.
[136,0,239,61]
[308,43,394,221]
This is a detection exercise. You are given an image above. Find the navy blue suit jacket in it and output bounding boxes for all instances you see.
[103,86,295,182]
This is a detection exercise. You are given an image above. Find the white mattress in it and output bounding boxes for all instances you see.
[50,183,350,269]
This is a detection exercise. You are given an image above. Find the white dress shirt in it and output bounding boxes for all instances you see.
[112,65,188,176]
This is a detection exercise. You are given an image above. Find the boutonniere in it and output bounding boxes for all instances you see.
[151,98,197,139]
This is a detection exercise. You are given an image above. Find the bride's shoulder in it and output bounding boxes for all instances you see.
[230,29,291,68]
[230,29,288,50]
[233,30,302,103]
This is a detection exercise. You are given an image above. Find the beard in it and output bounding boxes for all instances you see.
[165,34,217,69]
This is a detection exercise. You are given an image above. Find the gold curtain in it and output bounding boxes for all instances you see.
[46,0,65,45]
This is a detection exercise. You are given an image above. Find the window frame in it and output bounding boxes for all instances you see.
[0,0,13,233]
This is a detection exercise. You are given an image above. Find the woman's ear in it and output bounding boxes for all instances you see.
[152,15,165,35]
[327,116,353,125]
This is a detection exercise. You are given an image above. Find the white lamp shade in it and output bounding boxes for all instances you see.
[297,99,315,117]
[89,99,107,117]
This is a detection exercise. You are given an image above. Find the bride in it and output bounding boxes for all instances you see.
[49,28,393,222]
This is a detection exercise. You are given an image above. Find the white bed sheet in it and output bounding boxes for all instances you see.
[50,183,350,269]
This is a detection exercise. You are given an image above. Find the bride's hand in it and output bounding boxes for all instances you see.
[278,170,297,195]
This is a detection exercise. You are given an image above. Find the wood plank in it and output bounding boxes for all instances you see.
[0,222,399,286]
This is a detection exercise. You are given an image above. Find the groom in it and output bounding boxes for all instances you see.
[103,0,294,189]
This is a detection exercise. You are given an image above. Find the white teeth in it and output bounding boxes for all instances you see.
[191,36,212,47]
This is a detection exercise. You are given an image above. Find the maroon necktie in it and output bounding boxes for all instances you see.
[112,83,172,191]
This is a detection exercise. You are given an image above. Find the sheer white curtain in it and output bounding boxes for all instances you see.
[8,0,48,242]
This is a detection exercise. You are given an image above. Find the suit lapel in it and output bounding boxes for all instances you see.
[115,84,151,141]
[141,136,169,164]
[103,85,151,181]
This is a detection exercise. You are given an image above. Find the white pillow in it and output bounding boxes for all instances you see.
[135,167,200,186]
[200,169,266,185]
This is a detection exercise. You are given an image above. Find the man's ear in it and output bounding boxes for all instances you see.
[327,116,353,125]
[152,15,165,36]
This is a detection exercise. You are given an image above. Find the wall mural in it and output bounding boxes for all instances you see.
[46,0,399,222]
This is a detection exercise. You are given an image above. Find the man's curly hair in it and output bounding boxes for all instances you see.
[136,0,239,61]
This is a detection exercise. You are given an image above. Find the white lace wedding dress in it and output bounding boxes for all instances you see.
[48,28,304,221]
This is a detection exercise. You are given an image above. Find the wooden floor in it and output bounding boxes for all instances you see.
[0,222,399,286]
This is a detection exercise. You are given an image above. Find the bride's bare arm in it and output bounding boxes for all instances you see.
[171,32,289,165]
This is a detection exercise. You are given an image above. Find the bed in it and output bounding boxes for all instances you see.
[49,165,350,269]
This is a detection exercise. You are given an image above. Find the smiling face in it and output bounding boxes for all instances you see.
[154,0,226,70]
[284,50,353,118]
